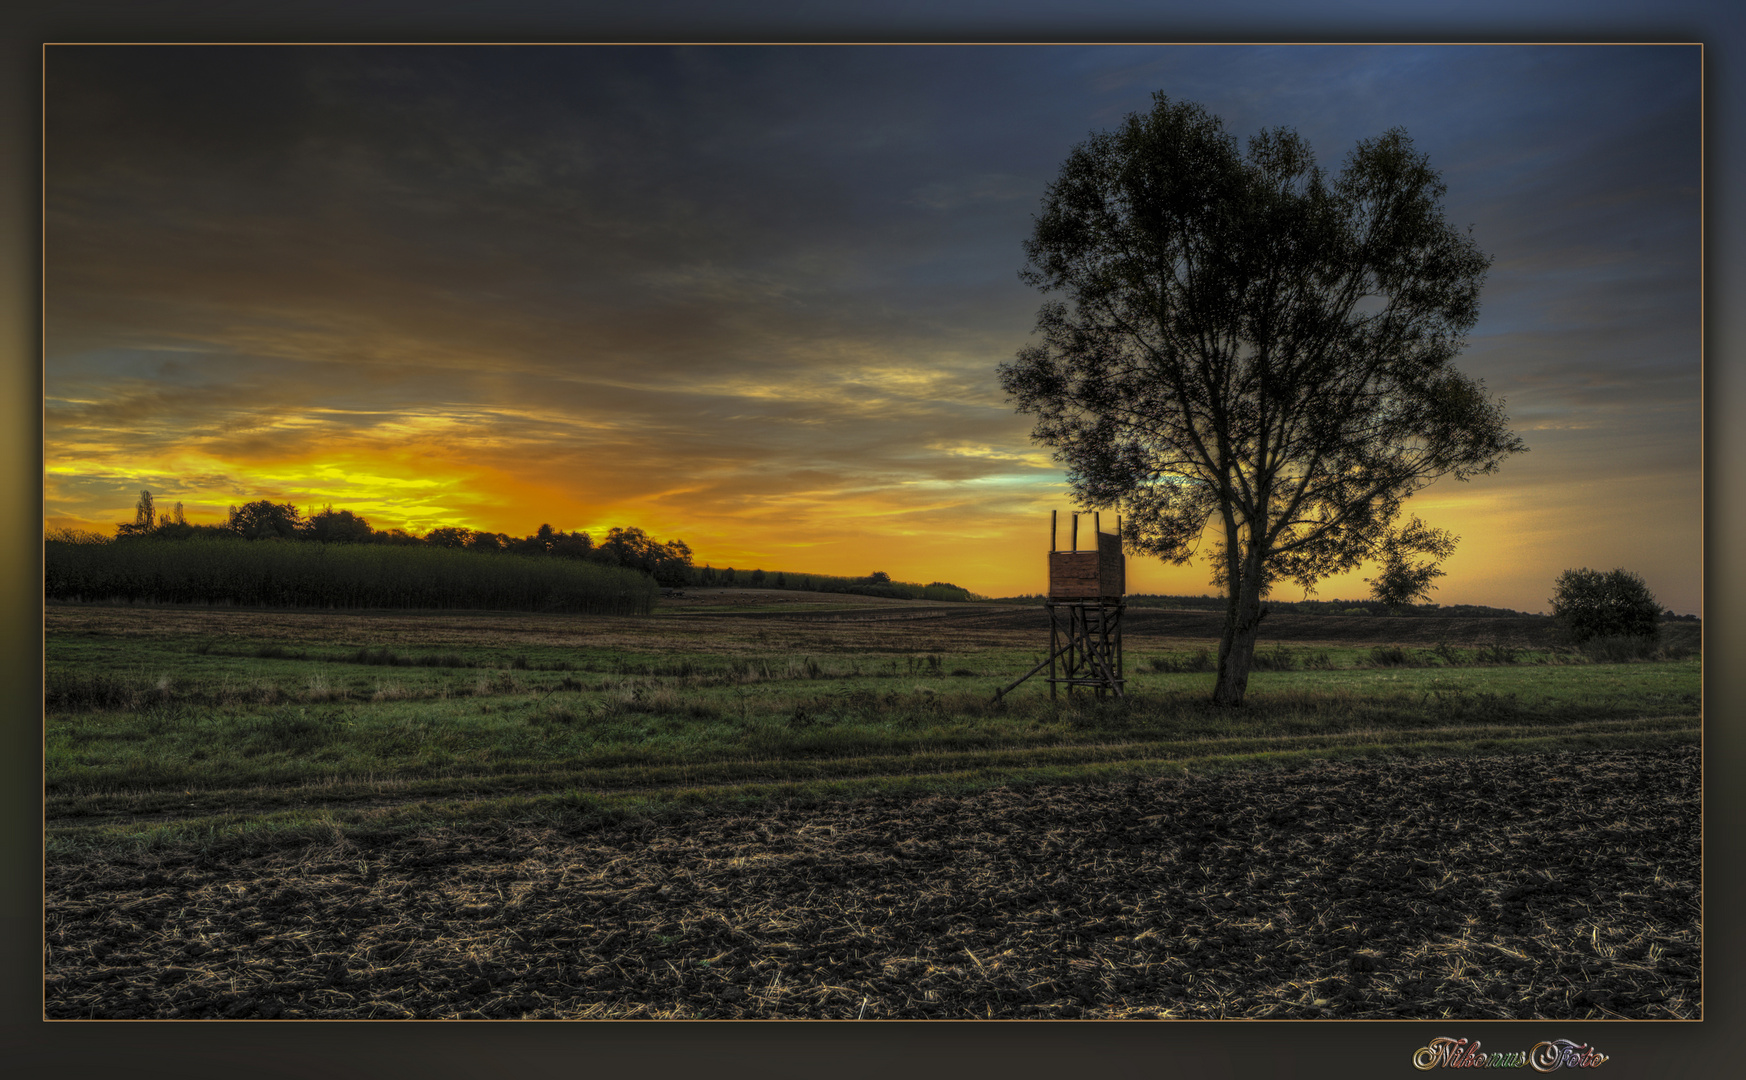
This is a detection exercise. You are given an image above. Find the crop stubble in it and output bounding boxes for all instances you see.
[45,745,1699,1020]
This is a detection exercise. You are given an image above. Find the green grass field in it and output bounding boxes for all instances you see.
[44,593,1701,851]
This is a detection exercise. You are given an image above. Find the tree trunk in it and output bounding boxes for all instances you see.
[1212,580,1268,706]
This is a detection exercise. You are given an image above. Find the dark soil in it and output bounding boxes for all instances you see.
[44,745,1699,1020]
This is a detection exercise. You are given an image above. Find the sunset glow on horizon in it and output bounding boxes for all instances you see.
[45,45,1702,612]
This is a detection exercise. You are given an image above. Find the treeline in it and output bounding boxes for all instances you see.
[82,491,698,585]
[684,567,977,603]
[996,592,1552,618]
[47,490,980,609]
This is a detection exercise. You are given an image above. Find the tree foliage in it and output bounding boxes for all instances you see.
[1366,517,1458,612]
[423,526,473,549]
[1000,94,1525,705]
[1550,567,1661,642]
[115,489,157,537]
[228,500,305,540]
[307,506,374,543]
[597,526,694,585]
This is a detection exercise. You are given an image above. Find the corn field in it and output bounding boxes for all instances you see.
[44,538,658,614]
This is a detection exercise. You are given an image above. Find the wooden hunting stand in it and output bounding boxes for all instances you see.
[994,511,1126,702]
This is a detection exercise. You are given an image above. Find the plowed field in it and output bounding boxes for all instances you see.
[45,744,1699,1020]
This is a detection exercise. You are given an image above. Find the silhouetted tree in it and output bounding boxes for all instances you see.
[308,506,374,543]
[1366,517,1458,612]
[590,526,693,584]
[1000,94,1524,705]
[424,526,472,549]
[115,489,157,537]
[1551,568,1661,642]
[228,500,305,540]
[550,530,593,559]
[467,531,506,553]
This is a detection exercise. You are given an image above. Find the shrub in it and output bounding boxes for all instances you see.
[1478,642,1517,665]
[1550,567,1660,643]
[1368,645,1408,667]
[1579,635,1661,663]
[1147,648,1213,673]
[1251,645,1296,671]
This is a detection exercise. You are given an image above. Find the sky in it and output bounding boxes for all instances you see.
[42,43,1702,613]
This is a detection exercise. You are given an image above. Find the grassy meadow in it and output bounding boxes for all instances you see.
[44,591,1701,851]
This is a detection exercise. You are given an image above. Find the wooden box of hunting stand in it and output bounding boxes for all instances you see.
[1047,512,1125,599]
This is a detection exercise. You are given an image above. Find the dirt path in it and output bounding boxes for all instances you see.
[44,745,1699,1020]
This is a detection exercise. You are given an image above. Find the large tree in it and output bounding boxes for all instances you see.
[1000,95,1525,705]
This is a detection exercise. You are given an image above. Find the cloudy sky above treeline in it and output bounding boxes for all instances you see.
[44,44,1701,612]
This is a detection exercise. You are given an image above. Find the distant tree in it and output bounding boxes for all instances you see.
[999,94,1523,705]
[1366,517,1459,613]
[654,539,693,586]
[307,506,374,543]
[592,527,693,584]
[1550,568,1661,642]
[115,489,157,537]
[467,531,506,553]
[228,500,305,540]
[550,530,593,559]
[424,526,473,549]
[170,501,186,526]
[867,571,891,584]
[527,523,557,554]
[773,571,788,589]
[749,568,766,586]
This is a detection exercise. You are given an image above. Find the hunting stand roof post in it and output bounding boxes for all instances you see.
[994,511,1127,702]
